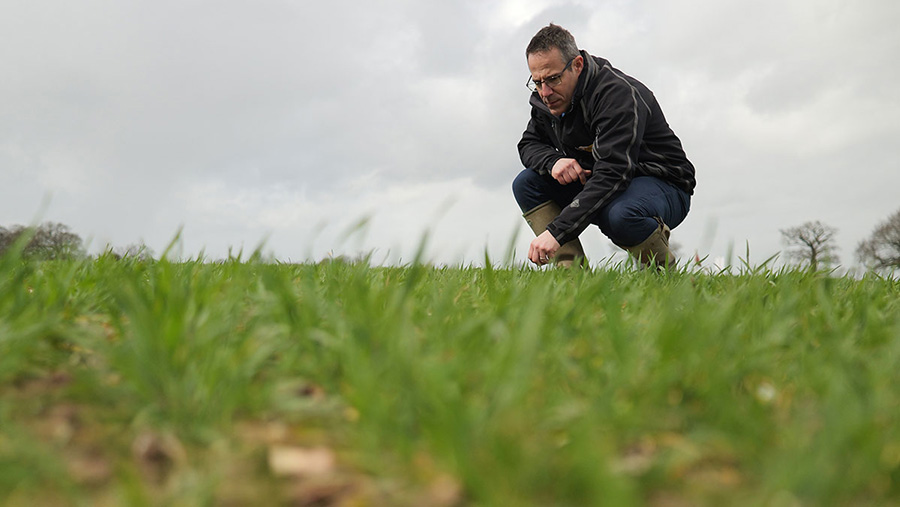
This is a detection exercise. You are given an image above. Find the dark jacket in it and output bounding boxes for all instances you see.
[518,51,696,245]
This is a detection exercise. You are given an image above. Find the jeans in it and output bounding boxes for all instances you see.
[512,169,691,247]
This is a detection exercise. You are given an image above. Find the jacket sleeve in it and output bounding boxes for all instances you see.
[547,77,651,245]
[517,110,562,176]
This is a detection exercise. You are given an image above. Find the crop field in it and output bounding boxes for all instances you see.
[1,248,899,506]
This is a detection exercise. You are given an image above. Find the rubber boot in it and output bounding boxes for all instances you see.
[523,201,586,268]
[626,217,674,268]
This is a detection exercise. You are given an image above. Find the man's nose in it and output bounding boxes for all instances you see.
[539,85,553,97]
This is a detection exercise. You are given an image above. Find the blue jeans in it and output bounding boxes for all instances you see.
[512,169,691,247]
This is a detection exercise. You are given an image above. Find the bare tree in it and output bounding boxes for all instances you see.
[0,222,85,260]
[780,221,839,270]
[31,222,85,260]
[857,208,900,271]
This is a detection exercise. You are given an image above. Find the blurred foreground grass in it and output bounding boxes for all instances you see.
[1,250,899,505]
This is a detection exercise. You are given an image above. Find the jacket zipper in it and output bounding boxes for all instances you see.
[551,119,567,156]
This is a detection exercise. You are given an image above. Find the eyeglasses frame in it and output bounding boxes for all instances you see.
[526,57,576,93]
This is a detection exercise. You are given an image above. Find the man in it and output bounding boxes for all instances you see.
[513,24,695,267]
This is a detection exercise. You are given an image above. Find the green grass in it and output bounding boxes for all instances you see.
[1,249,899,505]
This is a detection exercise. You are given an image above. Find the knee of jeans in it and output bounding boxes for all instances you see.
[603,204,651,246]
[604,203,633,236]
[512,169,538,200]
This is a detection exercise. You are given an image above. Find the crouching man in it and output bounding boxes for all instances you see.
[513,24,696,267]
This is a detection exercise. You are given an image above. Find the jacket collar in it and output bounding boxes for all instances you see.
[572,50,598,102]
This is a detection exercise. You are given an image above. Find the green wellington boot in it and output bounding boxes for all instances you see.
[523,200,586,268]
[626,217,674,268]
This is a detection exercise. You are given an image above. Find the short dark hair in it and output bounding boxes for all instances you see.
[526,24,579,62]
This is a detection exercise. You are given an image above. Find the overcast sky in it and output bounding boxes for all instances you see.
[2,0,898,268]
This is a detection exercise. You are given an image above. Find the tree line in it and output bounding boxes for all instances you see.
[0,222,153,261]
[3,210,900,270]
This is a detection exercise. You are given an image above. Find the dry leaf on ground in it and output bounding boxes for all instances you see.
[268,445,336,478]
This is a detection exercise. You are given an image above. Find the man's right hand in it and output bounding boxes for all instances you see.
[551,158,591,185]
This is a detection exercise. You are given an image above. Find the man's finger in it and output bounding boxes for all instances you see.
[529,247,546,265]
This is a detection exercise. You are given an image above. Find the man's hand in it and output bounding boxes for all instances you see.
[529,230,561,266]
[551,158,591,185]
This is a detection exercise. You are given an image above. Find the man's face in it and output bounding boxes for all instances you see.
[527,48,583,116]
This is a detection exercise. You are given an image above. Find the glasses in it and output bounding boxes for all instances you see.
[526,58,575,92]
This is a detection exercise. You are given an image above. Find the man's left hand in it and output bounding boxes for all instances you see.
[529,230,561,266]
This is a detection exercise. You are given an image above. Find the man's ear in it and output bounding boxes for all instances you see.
[573,55,585,74]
